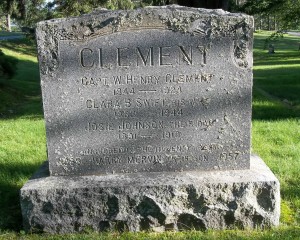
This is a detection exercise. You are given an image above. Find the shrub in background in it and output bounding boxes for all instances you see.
[0,49,18,79]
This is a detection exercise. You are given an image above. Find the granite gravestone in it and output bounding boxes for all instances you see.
[21,6,280,233]
[39,6,252,176]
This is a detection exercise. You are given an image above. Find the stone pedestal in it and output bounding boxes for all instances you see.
[20,155,280,233]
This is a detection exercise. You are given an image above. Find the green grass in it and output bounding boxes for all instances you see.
[0,38,46,233]
[0,38,41,118]
[0,32,300,239]
[251,31,300,228]
[0,227,300,240]
[253,32,300,109]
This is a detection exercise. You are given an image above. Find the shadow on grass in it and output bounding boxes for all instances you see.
[0,161,43,231]
[252,105,299,120]
[254,32,300,51]
[252,57,300,119]
[0,38,37,57]
[252,89,300,120]
[281,178,300,200]
[0,53,43,119]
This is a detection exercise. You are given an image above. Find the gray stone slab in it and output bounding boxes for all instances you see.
[20,155,280,233]
[36,5,254,176]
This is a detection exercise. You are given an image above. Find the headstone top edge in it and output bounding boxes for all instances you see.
[35,4,253,81]
[36,5,253,27]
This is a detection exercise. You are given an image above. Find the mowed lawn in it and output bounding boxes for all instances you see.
[0,32,300,239]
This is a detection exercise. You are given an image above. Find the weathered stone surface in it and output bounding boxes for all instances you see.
[36,5,254,176]
[20,155,280,233]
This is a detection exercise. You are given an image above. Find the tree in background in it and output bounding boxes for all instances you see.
[135,0,231,10]
[0,0,26,31]
[17,0,48,28]
[52,0,135,17]
[50,0,235,18]
[0,0,48,31]
[1,0,299,31]
[238,0,300,30]
[0,50,18,79]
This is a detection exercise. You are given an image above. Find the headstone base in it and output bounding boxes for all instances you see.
[20,155,280,233]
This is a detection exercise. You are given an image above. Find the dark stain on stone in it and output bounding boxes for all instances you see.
[42,202,53,214]
[253,214,264,227]
[232,183,246,198]
[186,187,207,213]
[257,186,274,211]
[127,196,137,209]
[107,195,119,218]
[224,211,235,226]
[177,213,206,230]
[227,200,238,210]
[31,216,45,233]
[99,221,110,231]
[165,222,176,231]
[137,196,166,230]
[112,220,128,232]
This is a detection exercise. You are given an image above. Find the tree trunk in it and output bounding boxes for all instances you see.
[260,16,262,30]
[6,14,11,32]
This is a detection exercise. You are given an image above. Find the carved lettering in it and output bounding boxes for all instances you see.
[159,46,171,66]
[118,120,164,131]
[80,48,94,68]
[86,97,211,110]
[86,122,114,131]
[114,110,137,118]
[80,147,133,155]
[118,132,137,140]
[98,48,103,68]
[117,47,130,67]
[219,151,240,161]
[81,76,108,86]
[179,45,192,65]
[128,155,162,164]
[162,131,182,139]
[79,45,208,69]
[165,73,214,83]
[170,119,218,130]
[136,47,154,66]
[93,156,122,165]
[114,88,135,95]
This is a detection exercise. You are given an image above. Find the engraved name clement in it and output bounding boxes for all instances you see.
[79,44,208,68]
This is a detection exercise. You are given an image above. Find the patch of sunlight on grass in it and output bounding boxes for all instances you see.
[1,48,37,62]
[0,119,46,231]
[281,200,297,225]
[254,64,300,70]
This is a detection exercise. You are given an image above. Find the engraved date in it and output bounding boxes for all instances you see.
[161,108,183,117]
[162,131,182,139]
[219,152,240,161]
[119,132,137,140]
[162,86,182,94]
[114,110,137,118]
[114,87,135,95]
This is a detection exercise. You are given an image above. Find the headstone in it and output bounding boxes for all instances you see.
[38,6,253,176]
[268,44,275,54]
[20,5,280,233]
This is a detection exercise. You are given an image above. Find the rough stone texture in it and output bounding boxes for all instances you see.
[36,5,254,176]
[20,155,280,233]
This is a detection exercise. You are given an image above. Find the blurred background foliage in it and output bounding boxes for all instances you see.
[0,0,299,31]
